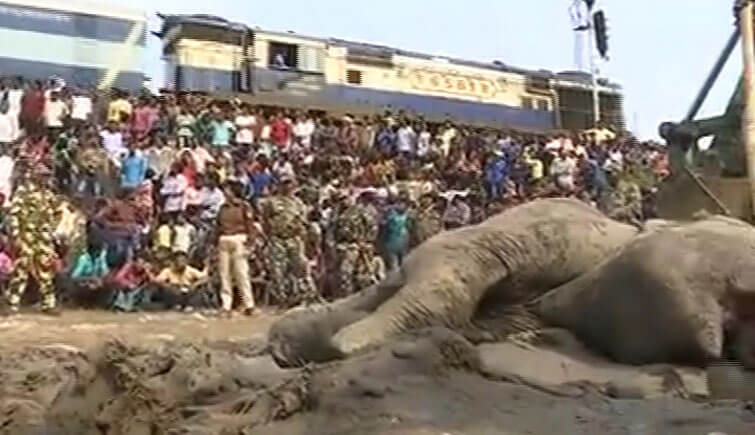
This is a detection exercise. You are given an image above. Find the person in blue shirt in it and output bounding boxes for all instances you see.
[484,151,508,201]
[375,123,398,156]
[58,239,110,308]
[210,113,236,148]
[120,147,148,189]
[250,154,274,199]
[381,196,411,271]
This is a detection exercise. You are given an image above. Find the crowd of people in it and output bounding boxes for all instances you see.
[0,76,670,316]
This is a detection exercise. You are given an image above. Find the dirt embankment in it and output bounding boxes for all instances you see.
[0,320,753,435]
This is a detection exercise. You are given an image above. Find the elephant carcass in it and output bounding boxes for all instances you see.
[269,198,638,366]
[537,216,755,366]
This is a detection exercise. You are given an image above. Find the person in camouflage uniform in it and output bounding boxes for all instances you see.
[260,176,317,306]
[333,189,381,298]
[609,176,643,225]
[410,192,443,248]
[6,167,60,314]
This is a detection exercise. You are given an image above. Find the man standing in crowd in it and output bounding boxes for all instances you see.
[411,192,443,247]
[20,80,45,134]
[333,189,379,298]
[261,175,316,305]
[101,120,126,165]
[120,145,148,190]
[5,166,60,314]
[44,91,68,138]
[0,147,14,206]
[216,181,256,316]
[210,111,235,149]
[235,105,257,148]
[381,194,411,271]
[107,90,132,124]
[270,111,292,149]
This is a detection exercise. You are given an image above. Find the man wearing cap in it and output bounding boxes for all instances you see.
[5,167,60,314]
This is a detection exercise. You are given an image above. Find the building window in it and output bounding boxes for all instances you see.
[537,99,550,111]
[269,41,298,70]
[347,69,363,85]
[521,96,534,110]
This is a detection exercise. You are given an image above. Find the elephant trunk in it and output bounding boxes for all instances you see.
[331,235,515,355]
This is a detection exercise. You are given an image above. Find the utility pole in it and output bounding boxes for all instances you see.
[738,0,755,217]
[588,14,600,127]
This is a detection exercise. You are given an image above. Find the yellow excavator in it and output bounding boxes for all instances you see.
[657,1,755,221]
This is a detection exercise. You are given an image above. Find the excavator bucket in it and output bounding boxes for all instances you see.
[656,170,752,221]
[658,71,753,221]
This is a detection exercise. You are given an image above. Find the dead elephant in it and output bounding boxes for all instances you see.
[269,199,638,366]
[537,216,755,367]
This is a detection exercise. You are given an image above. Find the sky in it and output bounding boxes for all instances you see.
[101,0,743,140]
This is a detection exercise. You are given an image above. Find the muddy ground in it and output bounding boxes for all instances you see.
[0,311,753,434]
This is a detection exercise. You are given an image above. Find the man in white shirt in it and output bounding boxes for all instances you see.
[439,122,457,157]
[0,148,14,205]
[161,165,189,215]
[416,123,432,158]
[172,213,196,256]
[396,122,417,156]
[44,91,68,130]
[71,92,92,123]
[293,115,315,148]
[6,80,22,141]
[545,136,562,155]
[100,121,127,165]
[0,112,13,145]
[235,108,257,146]
[550,149,577,193]
[198,176,226,221]
[273,156,295,181]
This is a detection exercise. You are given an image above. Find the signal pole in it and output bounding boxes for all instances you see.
[588,12,600,126]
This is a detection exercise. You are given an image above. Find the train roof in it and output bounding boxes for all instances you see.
[2,0,147,22]
[156,13,622,92]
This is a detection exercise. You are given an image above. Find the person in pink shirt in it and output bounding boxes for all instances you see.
[0,233,13,286]
[131,97,157,142]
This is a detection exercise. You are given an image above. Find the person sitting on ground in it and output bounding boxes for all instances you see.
[106,250,153,312]
[442,194,472,230]
[58,238,109,308]
[150,251,209,312]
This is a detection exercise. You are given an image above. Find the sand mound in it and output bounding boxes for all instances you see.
[0,329,751,434]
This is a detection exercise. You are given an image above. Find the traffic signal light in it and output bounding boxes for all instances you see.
[593,10,609,58]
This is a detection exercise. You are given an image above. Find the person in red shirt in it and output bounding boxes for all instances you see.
[20,80,45,134]
[270,112,292,148]
[179,150,198,188]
